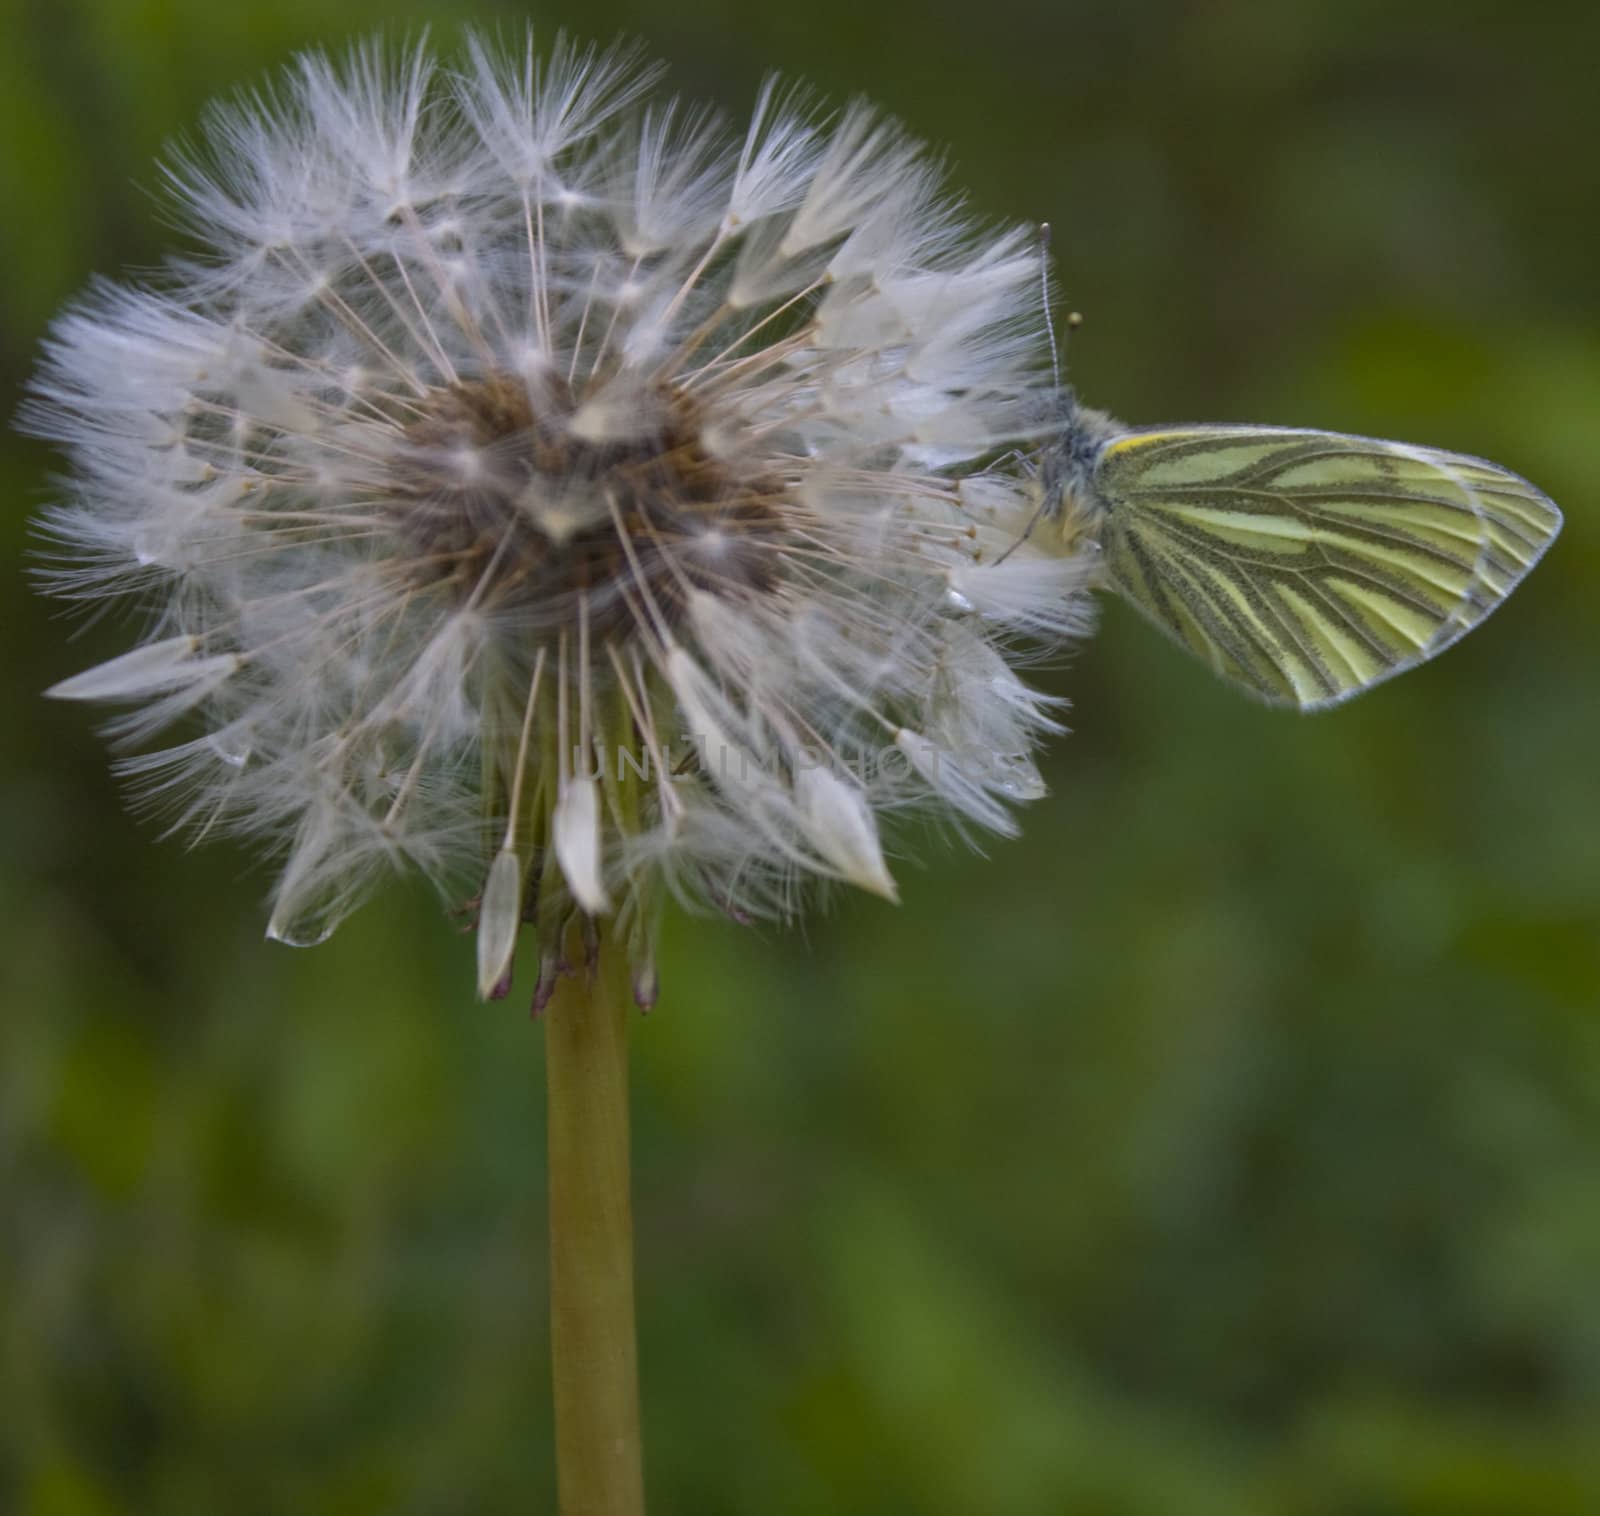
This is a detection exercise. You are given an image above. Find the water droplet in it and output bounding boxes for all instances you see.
[265,915,335,948]
[995,756,1047,801]
[207,734,251,767]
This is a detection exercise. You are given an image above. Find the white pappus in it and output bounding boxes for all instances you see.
[26,33,1096,1003]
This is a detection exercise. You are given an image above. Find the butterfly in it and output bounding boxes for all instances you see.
[1035,402,1564,710]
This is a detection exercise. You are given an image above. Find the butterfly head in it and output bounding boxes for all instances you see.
[1036,399,1122,558]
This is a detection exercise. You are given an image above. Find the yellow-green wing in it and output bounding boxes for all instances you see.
[1093,425,1563,710]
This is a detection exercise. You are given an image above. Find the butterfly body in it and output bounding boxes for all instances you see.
[1040,408,1564,710]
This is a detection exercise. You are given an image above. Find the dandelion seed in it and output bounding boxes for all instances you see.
[26,33,1098,1000]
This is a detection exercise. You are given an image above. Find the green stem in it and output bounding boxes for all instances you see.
[546,942,645,1516]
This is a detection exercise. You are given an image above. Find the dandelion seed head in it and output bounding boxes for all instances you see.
[28,32,1097,1000]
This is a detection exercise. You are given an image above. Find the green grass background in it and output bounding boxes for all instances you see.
[2,1,1597,1511]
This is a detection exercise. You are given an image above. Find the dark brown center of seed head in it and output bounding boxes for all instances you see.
[388,373,785,629]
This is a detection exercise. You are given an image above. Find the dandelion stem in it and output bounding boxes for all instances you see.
[545,940,645,1516]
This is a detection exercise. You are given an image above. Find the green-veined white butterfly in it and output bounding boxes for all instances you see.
[1036,402,1563,710]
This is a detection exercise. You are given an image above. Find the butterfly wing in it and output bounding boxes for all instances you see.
[1092,425,1563,709]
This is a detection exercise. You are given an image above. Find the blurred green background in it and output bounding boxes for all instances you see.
[3,1,1597,1512]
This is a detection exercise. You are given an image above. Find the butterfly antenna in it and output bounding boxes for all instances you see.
[1039,223,1063,392]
